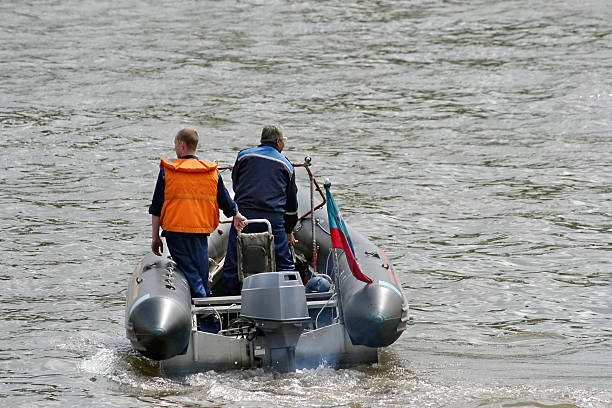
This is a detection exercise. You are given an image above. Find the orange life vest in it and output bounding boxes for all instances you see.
[159,158,220,234]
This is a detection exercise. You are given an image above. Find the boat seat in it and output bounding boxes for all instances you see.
[237,219,275,282]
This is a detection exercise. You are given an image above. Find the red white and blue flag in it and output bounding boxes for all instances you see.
[325,183,373,284]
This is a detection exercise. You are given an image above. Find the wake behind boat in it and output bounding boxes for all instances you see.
[125,160,409,374]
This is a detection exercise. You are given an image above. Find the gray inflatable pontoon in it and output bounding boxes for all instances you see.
[126,161,409,375]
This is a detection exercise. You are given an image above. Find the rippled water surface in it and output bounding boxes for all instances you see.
[1,0,611,407]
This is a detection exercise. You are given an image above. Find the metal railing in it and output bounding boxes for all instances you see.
[218,157,326,273]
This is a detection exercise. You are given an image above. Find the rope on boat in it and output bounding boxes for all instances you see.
[315,291,337,329]
[315,218,330,235]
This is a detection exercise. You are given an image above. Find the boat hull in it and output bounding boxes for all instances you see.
[126,186,408,372]
[293,193,408,347]
[125,254,192,361]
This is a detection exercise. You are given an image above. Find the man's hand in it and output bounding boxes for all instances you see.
[287,232,298,246]
[152,234,163,256]
[151,215,163,256]
[234,212,248,232]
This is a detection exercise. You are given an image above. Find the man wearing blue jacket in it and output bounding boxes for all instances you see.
[223,124,299,295]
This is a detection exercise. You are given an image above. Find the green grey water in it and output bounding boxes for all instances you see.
[1,0,611,406]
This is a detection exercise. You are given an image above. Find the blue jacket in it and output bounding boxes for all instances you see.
[232,143,298,232]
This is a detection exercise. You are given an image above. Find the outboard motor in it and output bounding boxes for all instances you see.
[240,271,310,372]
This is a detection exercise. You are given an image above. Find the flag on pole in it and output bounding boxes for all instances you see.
[324,182,373,284]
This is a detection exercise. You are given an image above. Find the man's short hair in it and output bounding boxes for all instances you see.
[176,128,198,151]
[260,124,285,143]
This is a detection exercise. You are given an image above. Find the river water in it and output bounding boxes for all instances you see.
[1,0,611,406]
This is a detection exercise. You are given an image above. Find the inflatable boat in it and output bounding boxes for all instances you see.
[125,159,408,375]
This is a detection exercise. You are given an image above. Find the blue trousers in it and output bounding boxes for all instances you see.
[223,209,295,295]
[165,231,210,298]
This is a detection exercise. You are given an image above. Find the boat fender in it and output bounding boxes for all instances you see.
[305,276,331,293]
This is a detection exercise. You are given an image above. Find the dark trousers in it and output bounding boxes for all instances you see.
[165,231,210,298]
[223,209,295,295]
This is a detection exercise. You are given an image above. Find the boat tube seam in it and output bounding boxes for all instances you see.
[378,280,403,298]
[129,293,150,315]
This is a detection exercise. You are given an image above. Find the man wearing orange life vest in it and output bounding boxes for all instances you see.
[149,128,247,298]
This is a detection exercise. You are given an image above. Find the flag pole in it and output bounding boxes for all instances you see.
[324,179,344,323]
